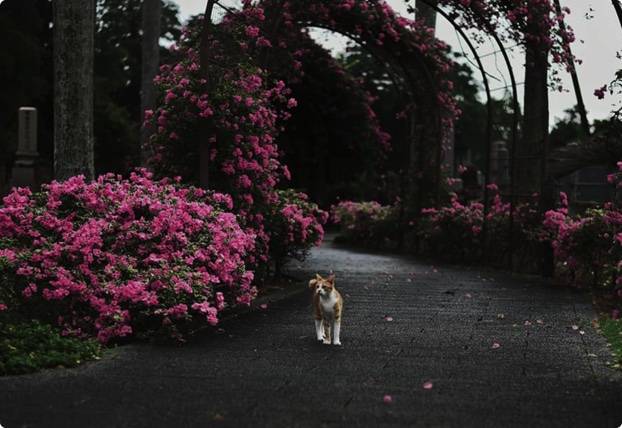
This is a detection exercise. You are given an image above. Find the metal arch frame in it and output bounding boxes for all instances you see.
[201,0,523,264]
[266,10,448,211]
[212,0,448,213]
[416,0,521,265]
[291,19,446,218]
[291,23,419,102]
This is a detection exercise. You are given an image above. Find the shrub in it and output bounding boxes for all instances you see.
[545,205,622,290]
[0,170,255,343]
[598,317,622,369]
[0,318,101,376]
[264,189,328,273]
[415,197,484,262]
[331,200,399,248]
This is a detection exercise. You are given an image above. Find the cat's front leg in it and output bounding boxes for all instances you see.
[314,319,323,342]
[322,319,331,345]
[332,320,341,346]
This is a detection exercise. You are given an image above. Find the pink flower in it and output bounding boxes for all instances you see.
[245,25,260,38]
[256,37,272,48]
[383,394,393,404]
[164,90,177,104]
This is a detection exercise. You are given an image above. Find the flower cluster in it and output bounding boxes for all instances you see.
[331,200,400,248]
[147,18,300,266]
[265,0,460,122]
[543,205,622,315]
[264,190,328,272]
[0,171,256,343]
[333,189,551,263]
[416,196,485,261]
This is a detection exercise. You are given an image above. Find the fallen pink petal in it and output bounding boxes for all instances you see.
[383,395,393,404]
[491,342,501,349]
[423,381,434,390]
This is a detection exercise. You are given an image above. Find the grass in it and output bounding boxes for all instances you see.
[598,317,622,369]
[0,317,102,376]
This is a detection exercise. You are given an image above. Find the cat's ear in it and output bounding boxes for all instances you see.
[309,279,318,289]
[327,273,335,284]
[315,273,322,280]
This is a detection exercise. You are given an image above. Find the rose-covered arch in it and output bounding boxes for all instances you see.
[146,0,462,271]
[147,0,578,271]
[254,0,460,205]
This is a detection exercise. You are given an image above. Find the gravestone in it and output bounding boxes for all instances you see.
[10,107,39,189]
[490,140,509,187]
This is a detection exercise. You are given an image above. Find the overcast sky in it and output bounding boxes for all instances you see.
[175,0,620,124]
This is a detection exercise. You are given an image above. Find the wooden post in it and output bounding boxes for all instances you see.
[198,0,217,189]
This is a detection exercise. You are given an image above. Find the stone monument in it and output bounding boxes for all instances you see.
[10,107,39,189]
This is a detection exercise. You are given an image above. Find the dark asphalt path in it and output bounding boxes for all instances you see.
[1,237,622,428]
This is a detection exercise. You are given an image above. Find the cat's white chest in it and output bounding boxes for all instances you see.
[320,292,337,317]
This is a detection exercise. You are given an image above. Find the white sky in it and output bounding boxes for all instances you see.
[174,0,622,124]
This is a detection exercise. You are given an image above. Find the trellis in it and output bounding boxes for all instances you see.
[199,0,585,269]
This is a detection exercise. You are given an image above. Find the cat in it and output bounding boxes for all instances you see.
[309,273,343,346]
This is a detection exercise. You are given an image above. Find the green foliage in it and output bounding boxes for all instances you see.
[448,52,516,170]
[598,317,622,369]
[94,0,181,174]
[0,318,101,376]
[0,0,54,166]
[550,105,588,148]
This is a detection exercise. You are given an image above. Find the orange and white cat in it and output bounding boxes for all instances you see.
[309,273,343,346]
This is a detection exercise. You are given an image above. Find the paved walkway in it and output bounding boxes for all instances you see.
[1,237,621,427]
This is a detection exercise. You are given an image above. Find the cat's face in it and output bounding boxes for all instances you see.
[309,273,335,297]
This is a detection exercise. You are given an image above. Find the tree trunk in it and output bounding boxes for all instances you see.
[520,21,553,277]
[140,0,162,165]
[53,0,95,180]
[416,0,438,33]
[518,40,549,197]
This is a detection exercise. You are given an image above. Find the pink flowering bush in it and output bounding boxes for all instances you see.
[544,206,622,288]
[333,191,554,264]
[415,196,484,261]
[0,171,256,343]
[263,190,328,274]
[331,201,400,249]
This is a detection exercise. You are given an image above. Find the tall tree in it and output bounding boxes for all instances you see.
[518,37,549,197]
[416,0,438,33]
[95,0,180,173]
[198,0,216,189]
[53,0,95,180]
[140,0,162,164]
